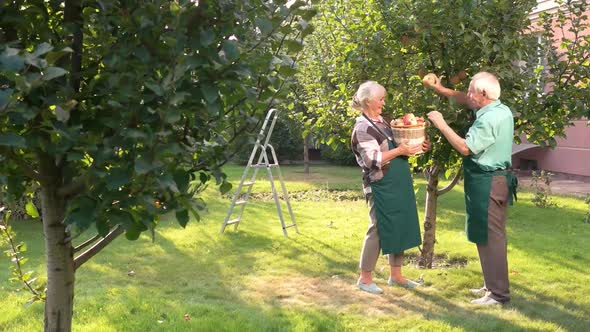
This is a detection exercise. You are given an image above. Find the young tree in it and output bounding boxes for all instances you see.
[298,0,589,267]
[0,1,315,331]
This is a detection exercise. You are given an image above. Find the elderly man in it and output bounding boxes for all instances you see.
[426,72,517,305]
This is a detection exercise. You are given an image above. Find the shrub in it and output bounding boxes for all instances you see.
[231,113,304,165]
[320,144,357,166]
[531,170,557,208]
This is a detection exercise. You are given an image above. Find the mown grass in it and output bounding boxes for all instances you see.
[1,164,589,331]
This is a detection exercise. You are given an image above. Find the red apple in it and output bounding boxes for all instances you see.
[402,113,415,122]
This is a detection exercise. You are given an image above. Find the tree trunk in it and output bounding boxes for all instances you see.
[40,157,74,332]
[419,168,439,268]
[303,133,310,174]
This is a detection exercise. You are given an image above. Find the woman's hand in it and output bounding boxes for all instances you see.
[397,142,422,156]
[422,138,432,152]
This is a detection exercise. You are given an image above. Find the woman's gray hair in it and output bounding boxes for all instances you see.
[351,81,384,111]
[470,72,501,100]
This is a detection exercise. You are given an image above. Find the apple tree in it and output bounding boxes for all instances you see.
[0,0,315,331]
[297,0,589,267]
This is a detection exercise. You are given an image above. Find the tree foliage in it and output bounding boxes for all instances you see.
[297,0,589,267]
[299,0,589,165]
[0,0,316,330]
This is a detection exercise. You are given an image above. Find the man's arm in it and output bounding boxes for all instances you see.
[425,75,471,107]
[427,111,471,156]
[433,85,471,107]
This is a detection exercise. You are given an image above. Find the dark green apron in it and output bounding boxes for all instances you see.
[463,157,518,244]
[371,140,422,254]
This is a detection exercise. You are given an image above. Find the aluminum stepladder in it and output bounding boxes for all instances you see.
[220,109,298,237]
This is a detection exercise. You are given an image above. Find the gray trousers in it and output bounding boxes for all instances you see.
[477,175,510,303]
[359,194,403,271]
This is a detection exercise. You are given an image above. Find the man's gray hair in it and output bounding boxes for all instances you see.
[470,72,501,100]
[351,81,384,111]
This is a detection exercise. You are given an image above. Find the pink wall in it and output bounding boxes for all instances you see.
[513,120,590,176]
[515,2,590,177]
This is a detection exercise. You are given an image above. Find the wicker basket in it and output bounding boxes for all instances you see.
[391,124,426,147]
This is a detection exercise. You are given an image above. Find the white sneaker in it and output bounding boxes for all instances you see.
[469,287,487,295]
[356,281,384,294]
[470,295,501,305]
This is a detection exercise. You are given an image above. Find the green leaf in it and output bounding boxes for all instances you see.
[0,134,26,148]
[106,168,132,190]
[444,168,452,180]
[220,181,232,195]
[200,29,215,47]
[63,197,96,232]
[199,172,209,184]
[173,171,190,193]
[145,82,163,96]
[169,92,190,106]
[33,43,54,57]
[222,40,240,62]
[95,218,110,237]
[284,39,304,52]
[25,202,39,219]
[0,89,13,109]
[52,105,70,123]
[66,152,84,161]
[124,227,140,240]
[163,109,181,124]
[45,47,73,65]
[0,48,25,71]
[158,174,179,193]
[256,17,274,35]
[200,84,219,103]
[135,157,153,175]
[42,67,68,81]
[175,209,189,228]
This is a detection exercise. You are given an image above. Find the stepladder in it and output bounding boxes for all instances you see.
[220,109,298,237]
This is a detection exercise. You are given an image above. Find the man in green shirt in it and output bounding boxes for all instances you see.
[426,72,516,306]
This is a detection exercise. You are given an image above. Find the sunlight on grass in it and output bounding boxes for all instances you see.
[1,164,589,331]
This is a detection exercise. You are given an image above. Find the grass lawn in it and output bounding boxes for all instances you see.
[1,164,589,331]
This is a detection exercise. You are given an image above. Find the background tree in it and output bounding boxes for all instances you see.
[0,1,315,331]
[297,0,589,267]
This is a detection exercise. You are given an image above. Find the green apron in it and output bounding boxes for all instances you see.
[371,140,422,254]
[463,157,518,244]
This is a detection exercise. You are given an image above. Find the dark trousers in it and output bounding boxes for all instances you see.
[476,175,510,303]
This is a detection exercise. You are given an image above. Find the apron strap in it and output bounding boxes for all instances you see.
[362,113,394,143]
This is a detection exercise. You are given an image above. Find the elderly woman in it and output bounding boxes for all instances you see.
[351,81,430,294]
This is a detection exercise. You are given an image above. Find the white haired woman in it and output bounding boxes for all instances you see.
[351,81,430,294]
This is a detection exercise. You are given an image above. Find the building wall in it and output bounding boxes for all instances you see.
[514,1,590,178]
[513,120,590,177]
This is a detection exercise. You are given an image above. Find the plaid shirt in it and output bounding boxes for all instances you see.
[351,115,393,195]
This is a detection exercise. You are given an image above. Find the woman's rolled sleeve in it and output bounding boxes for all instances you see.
[356,130,383,170]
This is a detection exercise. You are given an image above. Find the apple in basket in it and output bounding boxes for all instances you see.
[391,113,425,127]
[390,113,426,153]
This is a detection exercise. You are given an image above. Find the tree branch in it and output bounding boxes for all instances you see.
[73,233,100,253]
[0,216,43,299]
[57,173,89,197]
[74,225,124,271]
[436,167,462,196]
[1,147,42,181]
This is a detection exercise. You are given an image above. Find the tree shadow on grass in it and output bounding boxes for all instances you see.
[73,225,347,331]
[401,289,546,332]
[510,282,590,331]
